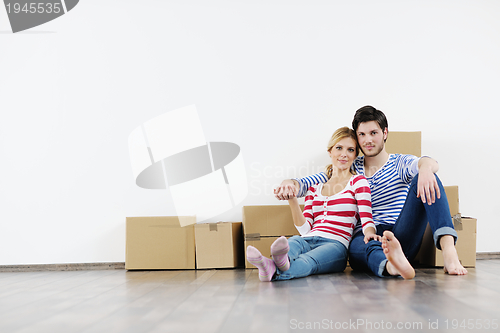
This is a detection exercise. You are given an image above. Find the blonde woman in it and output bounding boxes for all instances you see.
[247,127,379,281]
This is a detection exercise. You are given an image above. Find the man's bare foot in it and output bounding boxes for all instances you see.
[440,235,468,275]
[382,231,415,280]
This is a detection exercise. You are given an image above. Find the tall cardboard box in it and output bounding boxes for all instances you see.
[242,205,301,268]
[126,216,196,270]
[444,186,459,217]
[195,222,244,269]
[385,131,421,157]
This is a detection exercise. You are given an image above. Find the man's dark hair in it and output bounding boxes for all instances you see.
[352,105,388,134]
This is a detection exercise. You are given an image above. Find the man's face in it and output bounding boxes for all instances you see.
[356,121,388,157]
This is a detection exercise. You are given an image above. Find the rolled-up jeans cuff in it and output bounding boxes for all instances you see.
[433,227,458,250]
[378,259,388,277]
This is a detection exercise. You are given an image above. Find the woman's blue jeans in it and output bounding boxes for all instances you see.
[348,174,458,277]
[273,236,347,281]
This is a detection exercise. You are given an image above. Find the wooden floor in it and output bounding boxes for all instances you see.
[1,261,500,333]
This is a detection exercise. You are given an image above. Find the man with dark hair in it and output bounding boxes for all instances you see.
[352,105,389,142]
[275,105,466,278]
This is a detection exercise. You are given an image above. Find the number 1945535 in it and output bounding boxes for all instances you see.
[6,2,62,14]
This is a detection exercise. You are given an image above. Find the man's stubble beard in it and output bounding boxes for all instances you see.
[360,143,384,157]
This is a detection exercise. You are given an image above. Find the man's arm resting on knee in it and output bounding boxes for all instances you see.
[417,157,440,205]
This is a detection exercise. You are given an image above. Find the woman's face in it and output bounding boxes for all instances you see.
[328,137,357,172]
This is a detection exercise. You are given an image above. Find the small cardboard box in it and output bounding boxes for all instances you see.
[415,217,477,268]
[195,222,244,269]
[126,216,196,270]
[385,131,421,157]
[244,236,281,269]
[242,205,301,238]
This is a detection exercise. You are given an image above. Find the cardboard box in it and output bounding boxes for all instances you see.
[244,236,281,268]
[126,216,196,270]
[242,205,302,238]
[385,131,421,157]
[415,217,477,267]
[444,186,459,217]
[195,222,244,269]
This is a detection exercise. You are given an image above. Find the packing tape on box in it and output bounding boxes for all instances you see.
[129,105,248,226]
[245,233,261,241]
[209,223,218,232]
[453,214,463,231]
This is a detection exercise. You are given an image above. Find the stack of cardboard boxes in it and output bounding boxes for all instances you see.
[125,131,476,270]
[386,132,477,268]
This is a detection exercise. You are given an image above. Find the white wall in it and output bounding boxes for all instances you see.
[1,0,498,265]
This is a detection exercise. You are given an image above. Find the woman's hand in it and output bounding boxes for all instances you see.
[274,179,299,200]
[363,228,381,244]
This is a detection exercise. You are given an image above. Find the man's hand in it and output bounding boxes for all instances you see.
[417,157,440,205]
[274,179,299,200]
[417,170,440,205]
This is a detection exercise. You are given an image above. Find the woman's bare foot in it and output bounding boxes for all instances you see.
[382,231,415,280]
[440,235,468,275]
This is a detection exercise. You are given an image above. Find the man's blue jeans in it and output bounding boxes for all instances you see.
[273,236,348,281]
[348,174,458,277]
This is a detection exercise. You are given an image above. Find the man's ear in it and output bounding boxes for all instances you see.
[383,128,388,142]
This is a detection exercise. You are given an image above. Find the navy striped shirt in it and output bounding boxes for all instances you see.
[294,154,419,228]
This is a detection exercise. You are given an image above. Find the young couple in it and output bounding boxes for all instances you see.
[247,105,467,282]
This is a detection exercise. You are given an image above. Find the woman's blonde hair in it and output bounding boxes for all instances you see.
[325,127,359,178]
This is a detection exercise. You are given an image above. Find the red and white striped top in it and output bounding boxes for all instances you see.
[296,174,375,249]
